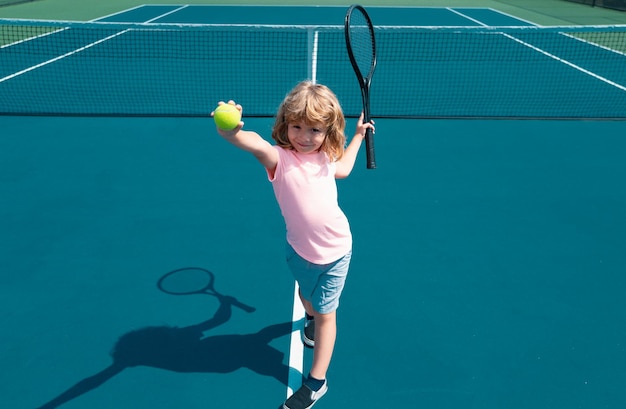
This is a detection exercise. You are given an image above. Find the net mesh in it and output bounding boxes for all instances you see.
[1,18,625,119]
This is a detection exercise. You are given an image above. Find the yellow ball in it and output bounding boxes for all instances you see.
[213,104,241,131]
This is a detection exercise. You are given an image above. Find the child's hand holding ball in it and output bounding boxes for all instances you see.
[212,102,242,132]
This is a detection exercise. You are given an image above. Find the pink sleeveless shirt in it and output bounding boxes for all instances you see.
[268,146,352,264]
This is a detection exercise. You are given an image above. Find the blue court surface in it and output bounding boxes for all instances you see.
[1,5,626,409]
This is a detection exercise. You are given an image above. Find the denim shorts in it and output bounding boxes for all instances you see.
[285,243,352,314]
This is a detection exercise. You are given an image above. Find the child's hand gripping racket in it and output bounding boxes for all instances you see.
[345,4,377,169]
[158,267,255,312]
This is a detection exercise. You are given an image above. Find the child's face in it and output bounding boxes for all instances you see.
[287,121,326,154]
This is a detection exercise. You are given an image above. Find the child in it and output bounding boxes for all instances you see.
[212,80,375,409]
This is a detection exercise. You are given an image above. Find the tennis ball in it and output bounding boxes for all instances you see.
[213,104,241,131]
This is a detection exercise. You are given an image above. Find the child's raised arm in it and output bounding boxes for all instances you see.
[335,112,375,179]
[212,101,278,172]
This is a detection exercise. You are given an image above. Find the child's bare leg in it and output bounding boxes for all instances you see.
[309,310,336,380]
[298,289,316,317]
[298,289,336,380]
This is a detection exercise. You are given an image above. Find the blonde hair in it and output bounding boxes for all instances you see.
[272,81,346,160]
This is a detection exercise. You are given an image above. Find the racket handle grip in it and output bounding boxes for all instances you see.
[232,298,256,313]
[365,128,376,169]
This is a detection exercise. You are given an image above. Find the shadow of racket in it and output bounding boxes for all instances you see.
[157,267,256,313]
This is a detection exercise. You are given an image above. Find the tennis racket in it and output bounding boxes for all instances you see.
[157,267,255,312]
[345,4,377,169]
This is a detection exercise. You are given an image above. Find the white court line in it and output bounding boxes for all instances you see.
[447,8,626,93]
[446,7,488,27]
[93,4,189,22]
[144,4,189,23]
[0,30,130,83]
[484,7,538,26]
[287,282,305,398]
[90,4,147,22]
[502,33,626,92]
[0,26,68,49]
[0,5,190,84]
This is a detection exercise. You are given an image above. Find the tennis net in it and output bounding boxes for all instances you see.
[1,18,625,119]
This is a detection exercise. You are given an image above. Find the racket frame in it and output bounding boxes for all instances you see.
[157,267,255,312]
[345,4,377,169]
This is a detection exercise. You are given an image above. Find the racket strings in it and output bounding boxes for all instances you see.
[159,269,214,295]
[348,12,375,77]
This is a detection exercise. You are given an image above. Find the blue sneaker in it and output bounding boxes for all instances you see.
[302,316,314,348]
[282,381,328,409]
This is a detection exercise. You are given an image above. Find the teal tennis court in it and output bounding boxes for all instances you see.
[1,4,626,409]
